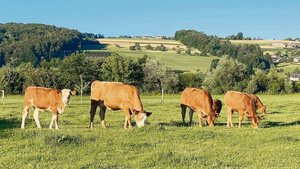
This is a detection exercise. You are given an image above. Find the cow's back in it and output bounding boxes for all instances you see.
[24,86,61,109]
[180,87,213,113]
[90,81,143,111]
[224,91,254,112]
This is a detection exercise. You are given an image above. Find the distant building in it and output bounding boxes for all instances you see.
[290,73,300,81]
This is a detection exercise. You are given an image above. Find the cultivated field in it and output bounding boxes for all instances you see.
[1,94,300,168]
[230,39,300,49]
[98,38,186,49]
[86,39,219,72]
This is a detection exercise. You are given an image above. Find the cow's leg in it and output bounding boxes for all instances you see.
[49,114,59,129]
[238,112,243,128]
[227,108,232,127]
[21,106,30,129]
[188,108,194,126]
[123,108,132,129]
[49,114,54,129]
[198,112,203,127]
[33,108,41,129]
[180,104,187,126]
[54,114,59,129]
[124,117,128,128]
[99,106,107,129]
[89,100,99,129]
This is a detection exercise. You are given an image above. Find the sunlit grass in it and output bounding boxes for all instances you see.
[0,94,300,168]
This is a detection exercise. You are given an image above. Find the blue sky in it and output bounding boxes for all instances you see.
[1,0,299,39]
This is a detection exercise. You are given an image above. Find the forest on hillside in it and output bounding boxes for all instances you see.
[0,24,299,95]
[0,23,83,67]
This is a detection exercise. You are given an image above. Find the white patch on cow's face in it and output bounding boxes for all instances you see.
[136,113,147,128]
[61,89,71,105]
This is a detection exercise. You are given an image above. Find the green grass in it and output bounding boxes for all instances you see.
[87,45,219,72]
[276,62,300,73]
[1,94,300,168]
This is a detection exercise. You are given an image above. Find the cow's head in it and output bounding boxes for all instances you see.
[61,89,76,105]
[250,115,259,128]
[206,111,216,127]
[135,111,152,128]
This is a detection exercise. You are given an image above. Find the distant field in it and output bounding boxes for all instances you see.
[98,38,186,49]
[276,62,300,72]
[87,39,218,72]
[1,94,300,168]
[230,40,300,49]
[86,38,300,73]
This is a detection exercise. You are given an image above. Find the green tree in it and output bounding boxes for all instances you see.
[204,57,248,94]
[0,64,25,94]
[178,72,204,91]
[210,59,220,71]
[246,69,268,93]
[267,68,285,94]
[101,54,138,84]
[143,58,178,103]
[59,52,99,90]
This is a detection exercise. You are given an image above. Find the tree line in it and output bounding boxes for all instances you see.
[174,30,272,70]
[0,23,84,67]
[1,52,298,95]
[0,24,299,95]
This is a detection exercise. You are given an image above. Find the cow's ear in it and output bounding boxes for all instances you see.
[146,112,152,117]
[70,88,77,96]
[71,91,76,96]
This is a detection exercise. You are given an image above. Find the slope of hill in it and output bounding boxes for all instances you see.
[0,23,82,66]
[89,38,219,72]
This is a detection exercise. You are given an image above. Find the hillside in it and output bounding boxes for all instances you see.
[0,23,82,66]
[89,38,219,72]
[230,39,300,49]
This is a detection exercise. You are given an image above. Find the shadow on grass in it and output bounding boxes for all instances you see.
[267,111,283,114]
[156,121,227,127]
[0,118,20,130]
[261,120,300,128]
[157,121,188,127]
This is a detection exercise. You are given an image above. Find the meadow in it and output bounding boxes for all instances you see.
[1,94,300,168]
[87,39,221,73]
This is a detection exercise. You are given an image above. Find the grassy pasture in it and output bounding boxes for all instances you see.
[97,38,185,49]
[1,94,300,168]
[86,42,219,72]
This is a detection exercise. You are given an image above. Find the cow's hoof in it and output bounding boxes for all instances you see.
[89,122,94,129]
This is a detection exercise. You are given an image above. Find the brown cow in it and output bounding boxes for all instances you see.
[248,94,266,116]
[224,91,260,128]
[180,87,216,127]
[21,86,75,129]
[212,99,222,117]
[89,81,152,129]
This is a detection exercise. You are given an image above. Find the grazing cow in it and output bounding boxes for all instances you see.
[224,91,261,128]
[180,87,216,127]
[21,86,75,129]
[89,81,152,129]
[213,99,222,117]
[247,94,266,116]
